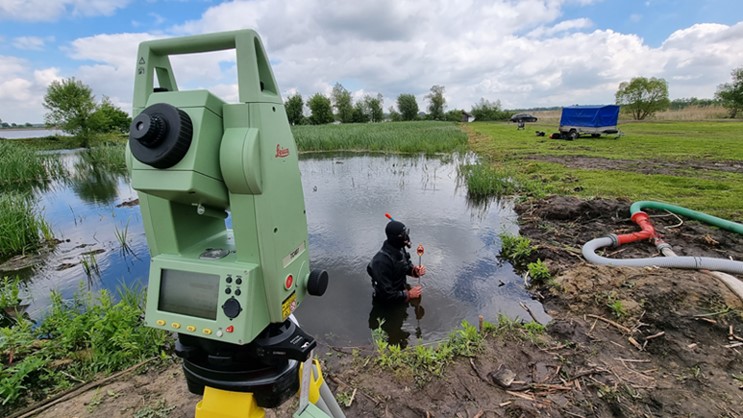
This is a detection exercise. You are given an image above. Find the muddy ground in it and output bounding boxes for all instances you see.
[16,196,743,418]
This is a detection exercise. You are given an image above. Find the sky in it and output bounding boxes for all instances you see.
[0,0,742,124]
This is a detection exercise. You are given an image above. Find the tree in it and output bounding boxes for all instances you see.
[397,94,419,121]
[43,77,97,145]
[615,77,670,120]
[285,93,305,125]
[307,93,334,125]
[351,101,370,123]
[715,67,743,118]
[388,106,401,122]
[331,83,353,123]
[669,97,718,110]
[366,94,384,122]
[471,98,507,121]
[90,96,131,134]
[445,109,464,122]
[425,85,446,121]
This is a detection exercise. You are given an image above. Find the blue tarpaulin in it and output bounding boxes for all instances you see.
[559,105,620,128]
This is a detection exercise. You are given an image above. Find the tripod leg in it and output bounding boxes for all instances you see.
[195,386,266,418]
[295,360,346,417]
[320,381,346,418]
[314,396,332,416]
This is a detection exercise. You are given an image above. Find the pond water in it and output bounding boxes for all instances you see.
[0,129,66,139]
[8,152,549,348]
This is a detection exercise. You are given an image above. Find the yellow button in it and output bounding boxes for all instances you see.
[186,325,196,332]
[156,320,166,326]
[171,322,181,329]
[202,328,212,335]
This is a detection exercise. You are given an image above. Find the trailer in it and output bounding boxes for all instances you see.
[558,105,620,140]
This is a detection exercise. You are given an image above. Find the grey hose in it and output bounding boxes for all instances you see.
[582,237,743,275]
[661,243,743,302]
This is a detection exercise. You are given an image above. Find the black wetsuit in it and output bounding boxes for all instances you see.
[368,240,415,304]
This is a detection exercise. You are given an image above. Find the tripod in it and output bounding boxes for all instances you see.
[176,319,344,418]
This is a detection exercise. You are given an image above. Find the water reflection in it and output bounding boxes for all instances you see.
[294,153,550,347]
[8,151,549,348]
[69,148,129,204]
[368,298,427,349]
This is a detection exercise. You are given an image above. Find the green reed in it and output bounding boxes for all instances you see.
[0,142,65,192]
[0,193,50,261]
[77,145,127,175]
[292,121,468,155]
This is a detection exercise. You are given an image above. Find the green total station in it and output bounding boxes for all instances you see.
[125,29,329,410]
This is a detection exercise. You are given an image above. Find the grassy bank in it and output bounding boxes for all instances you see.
[8,132,128,151]
[466,120,743,219]
[0,282,168,414]
[293,121,468,155]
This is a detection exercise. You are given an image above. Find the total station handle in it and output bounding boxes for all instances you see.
[133,29,281,114]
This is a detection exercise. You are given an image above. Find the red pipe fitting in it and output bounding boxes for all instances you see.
[616,211,657,246]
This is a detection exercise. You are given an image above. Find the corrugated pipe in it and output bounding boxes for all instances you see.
[658,244,743,301]
[582,201,743,301]
[583,236,743,275]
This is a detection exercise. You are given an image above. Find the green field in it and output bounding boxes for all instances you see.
[466,120,743,220]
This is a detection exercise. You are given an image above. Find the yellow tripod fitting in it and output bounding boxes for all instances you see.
[195,386,265,418]
[299,358,325,404]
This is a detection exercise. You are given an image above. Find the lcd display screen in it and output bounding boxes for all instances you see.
[158,269,220,320]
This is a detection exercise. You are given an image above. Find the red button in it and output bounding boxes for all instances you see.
[285,275,293,289]
[226,325,234,333]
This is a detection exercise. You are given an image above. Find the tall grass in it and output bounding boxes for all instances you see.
[292,121,468,155]
[77,145,127,175]
[652,105,728,121]
[458,161,549,201]
[12,132,128,151]
[0,193,50,261]
[0,142,65,192]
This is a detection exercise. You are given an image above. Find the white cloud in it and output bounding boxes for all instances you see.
[34,68,63,87]
[0,0,130,22]
[1,0,742,123]
[527,18,594,37]
[0,56,58,123]
[12,36,54,51]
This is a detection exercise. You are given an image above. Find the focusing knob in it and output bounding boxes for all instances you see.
[128,103,193,169]
[130,112,167,147]
[307,269,328,296]
[222,297,242,319]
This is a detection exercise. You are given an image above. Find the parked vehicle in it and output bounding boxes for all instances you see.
[558,105,620,140]
[510,113,538,123]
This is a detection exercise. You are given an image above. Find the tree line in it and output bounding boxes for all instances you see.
[284,83,500,125]
[285,83,514,125]
[615,66,743,120]
[287,67,743,125]
[7,66,741,140]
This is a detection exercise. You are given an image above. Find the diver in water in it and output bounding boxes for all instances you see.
[367,219,427,347]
